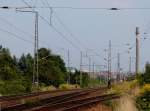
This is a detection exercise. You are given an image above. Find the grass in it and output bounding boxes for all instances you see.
[59,84,80,90]
[107,80,139,95]
[114,96,138,111]
[140,84,150,94]
[104,80,139,111]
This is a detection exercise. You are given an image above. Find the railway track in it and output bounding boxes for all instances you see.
[60,94,120,111]
[0,88,83,110]
[0,88,82,101]
[2,87,106,111]
[28,94,119,111]
[2,87,107,111]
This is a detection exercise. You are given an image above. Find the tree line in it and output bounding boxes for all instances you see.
[0,46,91,95]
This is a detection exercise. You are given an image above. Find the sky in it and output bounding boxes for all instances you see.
[0,0,150,73]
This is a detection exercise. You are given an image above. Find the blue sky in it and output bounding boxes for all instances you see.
[0,0,150,73]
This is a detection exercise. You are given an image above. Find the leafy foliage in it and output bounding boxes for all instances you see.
[144,63,150,83]
[0,46,68,95]
[0,46,101,95]
[38,48,67,87]
[137,84,150,111]
[136,63,150,111]
[69,70,90,88]
[0,48,19,80]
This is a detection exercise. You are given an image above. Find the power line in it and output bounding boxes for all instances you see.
[41,0,86,49]
[3,2,150,11]
[1,1,147,74]
[31,0,38,8]
[21,1,143,72]
[41,0,105,63]
[21,0,32,8]
[0,16,51,47]
[21,0,82,51]
[41,0,86,50]
[0,28,33,44]
[3,4,150,11]
[38,7,150,10]
[54,13,87,49]
[51,25,81,50]
[9,6,150,10]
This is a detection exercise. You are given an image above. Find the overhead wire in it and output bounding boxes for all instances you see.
[21,0,32,8]
[40,0,53,26]
[41,0,85,49]
[41,0,105,61]
[40,0,142,67]
[21,0,82,52]
[37,1,146,71]
[33,0,105,69]
[20,0,147,71]
[3,3,150,11]
[15,6,150,10]
[31,0,38,8]
[0,28,33,44]
[0,16,51,47]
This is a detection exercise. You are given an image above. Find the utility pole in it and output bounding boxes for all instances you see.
[109,40,112,79]
[31,11,39,89]
[136,27,140,74]
[92,62,95,88]
[108,40,112,88]
[30,11,39,89]
[127,47,132,75]
[80,51,83,86]
[117,53,120,81]
[1,6,40,89]
[88,57,91,87]
[16,10,39,89]
[107,49,109,83]
[36,12,39,88]
[104,49,109,85]
[89,57,91,76]
[67,49,70,84]
[129,56,132,74]
[92,62,95,79]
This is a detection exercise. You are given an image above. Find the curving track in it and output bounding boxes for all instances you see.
[0,88,82,110]
[28,94,119,111]
[1,87,117,111]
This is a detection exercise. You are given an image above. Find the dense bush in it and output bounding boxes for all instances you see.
[136,63,150,111]
[0,46,102,95]
[59,84,80,90]
[0,80,31,95]
[0,46,68,95]
[136,84,150,111]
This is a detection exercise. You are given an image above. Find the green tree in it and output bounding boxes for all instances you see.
[136,63,150,111]
[144,63,150,83]
[0,47,19,80]
[38,48,67,87]
[18,53,33,80]
[0,46,30,95]
[70,70,90,87]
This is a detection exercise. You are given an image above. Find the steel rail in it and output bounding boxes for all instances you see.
[2,87,107,111]
[33,94,120,111]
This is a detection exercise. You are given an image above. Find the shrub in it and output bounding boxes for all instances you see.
[140,84,150,94]
[136,84,150,111]
[40,85,56,91]
[59,84,80,90]
[109,81,138,95]
[0,80,27,96]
